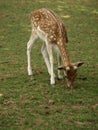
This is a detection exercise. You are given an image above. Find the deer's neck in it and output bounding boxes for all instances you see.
[57,42,71,66]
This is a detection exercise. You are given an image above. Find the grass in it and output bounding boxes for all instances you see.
[0,0,98,129]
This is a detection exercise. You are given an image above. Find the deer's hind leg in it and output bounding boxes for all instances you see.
[45,42,55,85]
[41,43,51,75]
[27,31,38,75]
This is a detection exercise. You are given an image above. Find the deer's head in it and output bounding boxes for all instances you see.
[58,62,84,88]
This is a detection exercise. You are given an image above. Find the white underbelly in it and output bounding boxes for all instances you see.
[36,26,47,41]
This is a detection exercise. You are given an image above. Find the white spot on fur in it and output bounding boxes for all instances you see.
[50,35,54,39]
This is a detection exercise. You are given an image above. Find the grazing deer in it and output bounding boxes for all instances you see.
[27,8,84,88]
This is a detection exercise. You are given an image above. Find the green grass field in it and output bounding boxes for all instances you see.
[0,0,98,129]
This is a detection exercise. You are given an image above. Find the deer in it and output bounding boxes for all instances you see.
[27,8,84,88]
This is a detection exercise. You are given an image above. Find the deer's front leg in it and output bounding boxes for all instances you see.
[57,52,63,79]
[46,43,55,85]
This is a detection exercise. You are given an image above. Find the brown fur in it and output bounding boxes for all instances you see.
[29,8,84,87]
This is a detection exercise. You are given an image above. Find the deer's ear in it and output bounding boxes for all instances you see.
[75,62,84,67]
[58,66,66,70]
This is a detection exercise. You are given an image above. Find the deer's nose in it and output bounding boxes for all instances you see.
[67,81,73,88]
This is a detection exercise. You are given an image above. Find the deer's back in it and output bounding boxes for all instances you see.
[31,8,68,44]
